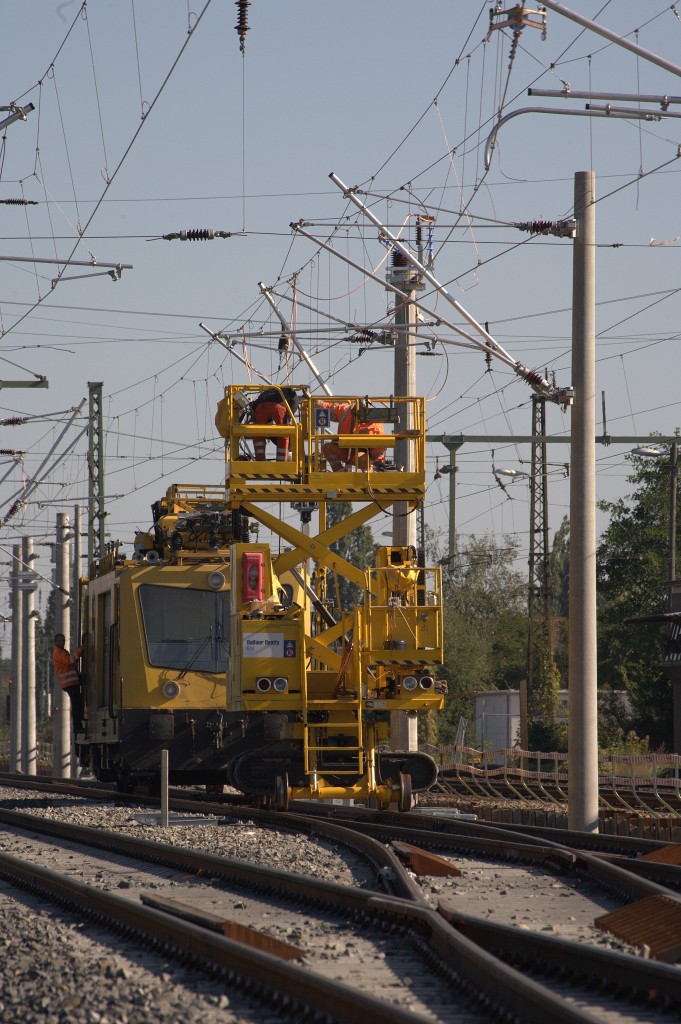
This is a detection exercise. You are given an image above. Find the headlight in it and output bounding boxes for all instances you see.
[419,675,435,690]
[208,571,225,589]
[256,677,272,692]
[402,675,418,692]
[161,681,181,699]
[273,677,288,692]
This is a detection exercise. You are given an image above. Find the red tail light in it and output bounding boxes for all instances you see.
[242,551,264,602]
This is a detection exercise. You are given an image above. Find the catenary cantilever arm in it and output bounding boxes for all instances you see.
[328,173,570,404]
[484,106,665,170]
[541,1,681,81]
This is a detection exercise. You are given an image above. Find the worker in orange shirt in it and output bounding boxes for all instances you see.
[321,401,386,471]
[53,633,84,735]
[251,387,299,462]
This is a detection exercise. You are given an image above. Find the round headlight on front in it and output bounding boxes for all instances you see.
[256,677,272,692]
[162,681,181,700]
[273,677,288,692]
[402,675,418,692]
[419,675,435,691]
[208,571,225,590]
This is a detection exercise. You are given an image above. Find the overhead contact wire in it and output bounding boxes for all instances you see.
[1,0,216,342]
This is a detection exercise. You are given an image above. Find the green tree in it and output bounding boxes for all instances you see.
[324,501,377,613]
[597,449,678,748]
[549,515,570,618]
[438,534,527,744]
[546,515,570,692]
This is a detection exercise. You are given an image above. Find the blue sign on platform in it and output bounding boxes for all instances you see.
[315,408,330,429]
[284,640,296,658]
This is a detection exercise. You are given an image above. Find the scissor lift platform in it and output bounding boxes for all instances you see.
[218,386,444,810]
[223,388,426,507]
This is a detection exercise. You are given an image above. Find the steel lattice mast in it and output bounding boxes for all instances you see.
[87,382,105,573]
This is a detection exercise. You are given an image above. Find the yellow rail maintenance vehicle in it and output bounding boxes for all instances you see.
[78,387,446,808]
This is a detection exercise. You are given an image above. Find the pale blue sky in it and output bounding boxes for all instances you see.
[1,0,681,620]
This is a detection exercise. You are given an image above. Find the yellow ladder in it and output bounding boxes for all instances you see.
[303,698,364,776]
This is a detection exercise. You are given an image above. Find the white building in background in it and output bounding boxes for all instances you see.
[473,689,629,759]
[473,690,522,754]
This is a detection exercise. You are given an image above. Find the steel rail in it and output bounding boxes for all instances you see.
[285,796,678,853]
[258,797,670,856]
[271,804,679,905]
[0,847,431,1024]
[3,772,677,862]
[440,906,681,1008]
[0,806,410,912]
[594,853,681,892]
[0,818,606,1024]
[6,782,681,1017]
[5,775,681,894]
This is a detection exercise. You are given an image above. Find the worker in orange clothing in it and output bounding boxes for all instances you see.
[321,401,386,471]
[53,633,84,735]
[251,387,299,461]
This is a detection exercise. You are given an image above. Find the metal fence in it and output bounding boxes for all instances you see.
[434,744,681,810]
[0,740,54,775]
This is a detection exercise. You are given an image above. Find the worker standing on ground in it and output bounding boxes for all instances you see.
[321,400,386,471]
[53,633,84,736]
[251,387,299,462]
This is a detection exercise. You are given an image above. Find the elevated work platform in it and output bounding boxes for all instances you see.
[213,386,446,809]
[220,387,426,506]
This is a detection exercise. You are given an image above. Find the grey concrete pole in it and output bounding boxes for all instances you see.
[71,505,83,776]
[388,257,419,754]
[568,171,599,832]
[9,544,22,773]
[72,505,82,652]
[21,536,37,775]
[390,257,418,550]
[53,513,72,778]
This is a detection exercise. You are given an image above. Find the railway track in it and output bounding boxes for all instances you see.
[434,771,681,820]
[0,800,590,1024]
[1,778,681,1021]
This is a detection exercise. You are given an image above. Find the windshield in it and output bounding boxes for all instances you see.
[139,585,230,672]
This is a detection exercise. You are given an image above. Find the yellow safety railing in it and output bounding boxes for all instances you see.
[220,387,426,479]
[223,385,302,476]
[306,394,425,476]
[363,564,442,661]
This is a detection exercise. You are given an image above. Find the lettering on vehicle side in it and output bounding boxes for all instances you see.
[242,633,285,657]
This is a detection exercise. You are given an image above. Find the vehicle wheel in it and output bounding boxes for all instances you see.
[398,772,413,812]
[275,773,289,812]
